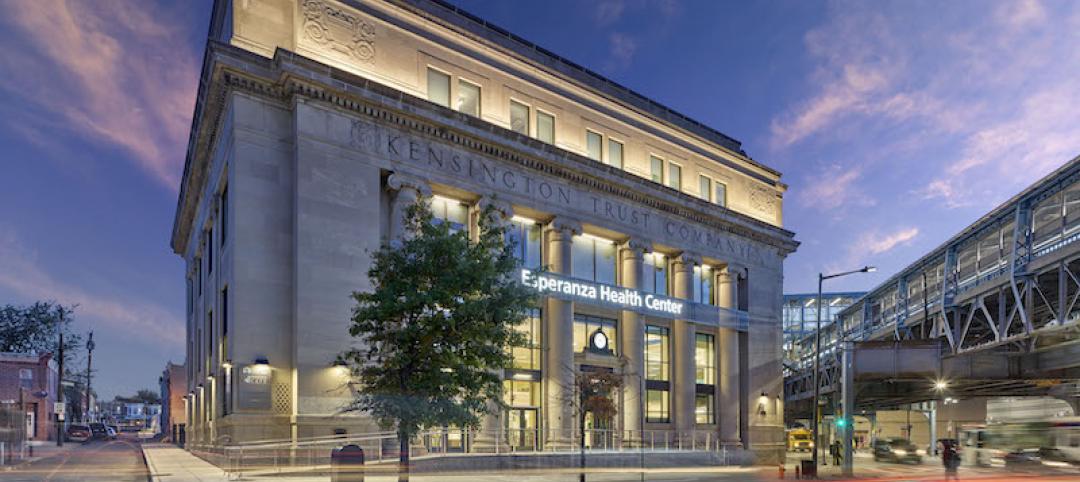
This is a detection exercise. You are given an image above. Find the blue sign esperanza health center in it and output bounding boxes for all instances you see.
[519,268,747,330]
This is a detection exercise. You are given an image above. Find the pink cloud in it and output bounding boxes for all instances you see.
[0,0,199,191]
[0,228,184,349]
[797,165,875,212]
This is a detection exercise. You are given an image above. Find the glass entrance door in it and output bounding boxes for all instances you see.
[506,408,538,451]
[583,410,613,449]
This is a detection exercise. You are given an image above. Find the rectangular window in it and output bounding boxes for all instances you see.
[650,156,664,184]
[642,252,668,296]
[572,314,617,354]
[220,186,228,246]
[695,393,715,424]
[207,228,213,273]
[645,325,670,381]
[456,79,480,116]
[715,182,727,207]
[510,309,541,370]
[586,130,603,161]
[571,234,616,284]
[699,175,712,202]
[695,333,715,385]
[608,139,623,169]
[503,380,541,407]
[427,68,450,107]
[693,265,713,305]
[429,195,470,233]
[668,163,682,190]
[507,217,542,269]
[221,287,229,364]
[19,368,32,389]
[197,259,203,295]
[646,389,670,423]
[510,100,530,135]
[537,111,555,144]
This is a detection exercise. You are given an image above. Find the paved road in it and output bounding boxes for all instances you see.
[1,436,147,482]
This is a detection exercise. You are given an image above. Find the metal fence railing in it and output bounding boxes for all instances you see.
[205,428,743,479]
[0,406,28,466]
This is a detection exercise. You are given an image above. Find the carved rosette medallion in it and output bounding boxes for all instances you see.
[349,119,378,151]
[748,184,778,216]
[301,0,376,64]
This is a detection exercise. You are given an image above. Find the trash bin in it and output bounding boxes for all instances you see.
[800,460,817,479]
[331,444,365,482]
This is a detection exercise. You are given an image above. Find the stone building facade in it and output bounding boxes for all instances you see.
[172,0,798,461]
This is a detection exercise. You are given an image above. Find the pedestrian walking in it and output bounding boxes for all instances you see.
[942,442,960,481]
[831,440,842,466]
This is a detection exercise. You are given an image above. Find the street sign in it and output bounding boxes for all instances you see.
[54,402,65,414]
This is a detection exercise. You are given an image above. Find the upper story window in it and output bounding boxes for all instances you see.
[206,228,213,273]
[586,130,603,161]
[220,186,228,246]
[699,175,712,202]
[650,156,664,184]
[642,252,668,296]
[510,100,530,135]
[571,234,616,285]
[19,368,32,389]
[695,333,715,385]
[426,68,451,107]
[429,195,470,233]
[457,79,481,116]
[509,308,541,370]
[644,325,670,382]
[693,265,714,305]
[668,163,682,190]
[507,216,542,269]
[608,139,624,169]
[537,110,555,144]
[715,182,728,208]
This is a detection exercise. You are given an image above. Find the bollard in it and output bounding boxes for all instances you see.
[779,464,786,479]
[331,444,365,482]
[795,464,801,479]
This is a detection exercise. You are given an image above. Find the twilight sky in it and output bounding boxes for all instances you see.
[1,0,1077,399]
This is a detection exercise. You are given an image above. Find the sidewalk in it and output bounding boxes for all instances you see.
[1,440,78,471]
[142,443,228,481]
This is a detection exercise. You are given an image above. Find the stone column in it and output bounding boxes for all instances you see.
[717,264,741,446]
[474,197,513,453]
[671,253,700,439]
[544,217,580,449]
[386,173,431,242]
[619,238,649,445]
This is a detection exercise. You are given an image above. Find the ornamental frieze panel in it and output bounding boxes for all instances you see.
[301,0,376,64]
[748,183,778,217]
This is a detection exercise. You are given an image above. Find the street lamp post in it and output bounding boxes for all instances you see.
[811,266,875,471]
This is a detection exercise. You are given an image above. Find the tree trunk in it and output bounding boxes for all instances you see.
[580,411,586,482]
[399,429,410,482]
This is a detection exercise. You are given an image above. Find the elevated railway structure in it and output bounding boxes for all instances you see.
[786,154,1080,420]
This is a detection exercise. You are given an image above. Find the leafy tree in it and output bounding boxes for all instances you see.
[341,198,534,481]
[0,301,81,354]
[116,389,162,405]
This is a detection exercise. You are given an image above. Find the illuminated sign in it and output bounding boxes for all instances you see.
[520,268,685,316]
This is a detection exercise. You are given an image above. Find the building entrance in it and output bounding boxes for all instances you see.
[506,408,538,451]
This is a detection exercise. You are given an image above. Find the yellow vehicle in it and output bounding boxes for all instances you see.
[788,428,814,452]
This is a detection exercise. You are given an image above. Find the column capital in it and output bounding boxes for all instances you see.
[719,263,746,279]
[546,217,582,239]
[673,252,702,271]
[622,237,652,255]
[387,172,431,197]
[477,196,513,220]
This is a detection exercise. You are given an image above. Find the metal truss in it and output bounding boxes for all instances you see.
[785,155,1080,407]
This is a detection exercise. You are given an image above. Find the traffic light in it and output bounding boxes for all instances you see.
[835,417,848,428]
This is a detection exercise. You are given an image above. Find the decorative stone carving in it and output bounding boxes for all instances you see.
[386,172,431,197]
[748,184,778,216]
[673,252,703,272]
[301,0,376,64]
[477,196,513,221]
[547,217,582,238]
[349,119,378,151]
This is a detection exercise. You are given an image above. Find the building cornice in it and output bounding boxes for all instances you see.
[172,42,799,257]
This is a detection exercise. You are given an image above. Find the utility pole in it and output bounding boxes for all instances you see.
[56,310,64,447]
[85,331,95,423]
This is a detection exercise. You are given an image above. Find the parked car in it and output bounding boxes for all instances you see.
[88,422,112,440]
[66,424,91,443]
[873,438,924,464]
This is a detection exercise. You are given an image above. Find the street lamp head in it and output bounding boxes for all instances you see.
[934,380,948,391]
[863,266,877,273]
